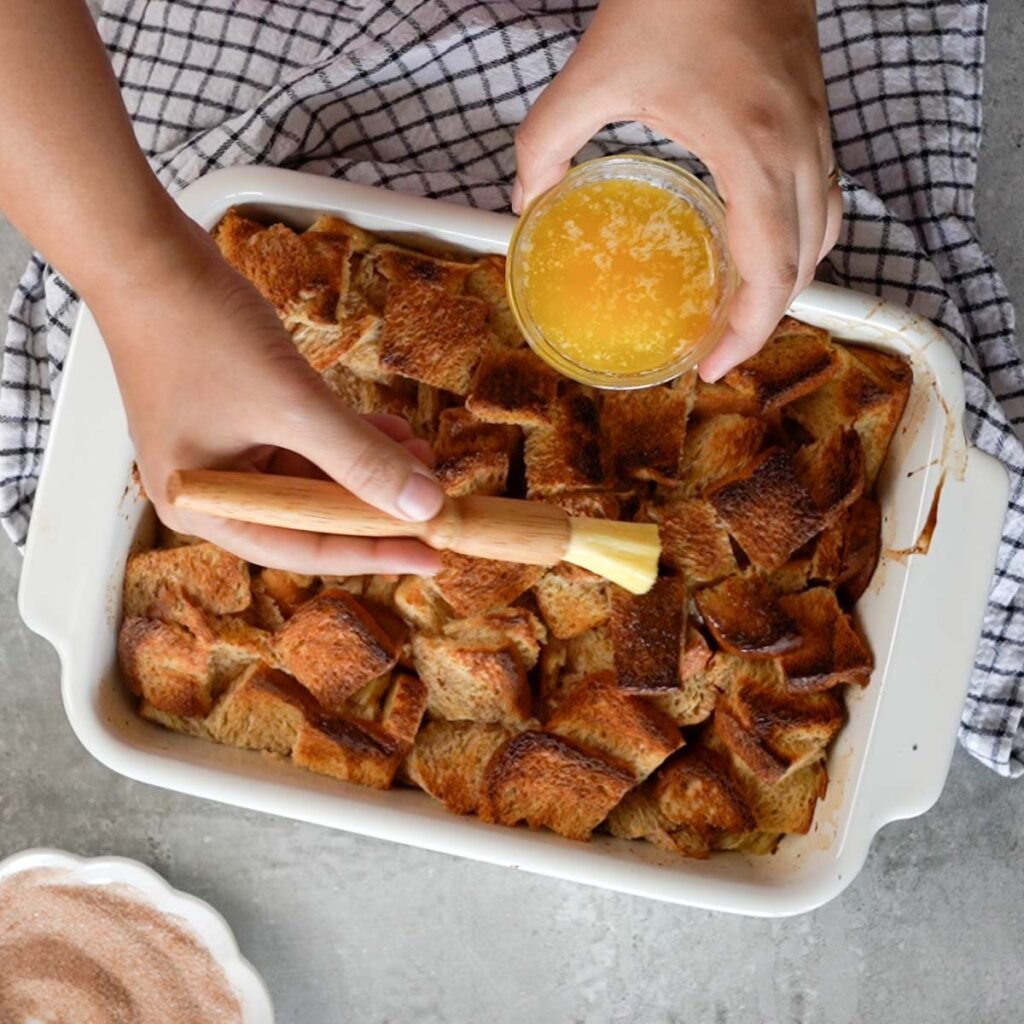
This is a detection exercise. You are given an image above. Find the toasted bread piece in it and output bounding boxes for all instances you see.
[524,390,606,496]
[433,551,544,617]
[652,747,755,835]
[565,625,616,679]
[707,448,824,570]
[611,577,687,694]
[290,314,381,374]
[466,255,523,347]
[410,383,450,441]
[381,280,489,394]
[293,714,404,789]
[404,719,514,814]
[411,633,531,725]
[677,414,766,498]
[363,574,400,611]
[393,576,453,634]
[481,731,634,841]
[604,787,709,857]
[205,663,316,755]
[692,379,761,418]
[344,673,393,720]
[380,672,429,747]
[538,626,619,720]
[435,407,520,460]
[119,616,212,717]
[124,543,251,618]
[214,212,350,324]
[646,669,721,727]
[443,607,547,670]
[694,573,802,658]
[205,615,279,683]
[787,343,911,487]
[792,427,866,525]
[680,624,712,681]
[809,519,846,584]
[258,569,316,618]
[139,701,213,740]
[375,244,474,294]
[465,346,560,428]
[547,672,682,780]
[603,386,691,484]
[710,830,782,855]
[713,734,828,834]
[251,579,287,633]
[533,567,611,640]
[837,497,882,605]
[645,497,738,587]
[436,450,510,497]
[274,590,399,712]
[330,312,394,383]
[724,319,840,411]
[711,655,845,783]
[604,786,675,842]
[778,587,873,690]
[305,213,375,253]
[349,249,389,311]
[322,365,413,415]
[538,639,570,719]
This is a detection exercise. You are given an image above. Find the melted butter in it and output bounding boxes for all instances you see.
[520,178,720,375]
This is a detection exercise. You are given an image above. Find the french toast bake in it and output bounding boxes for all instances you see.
[118,208,911,859]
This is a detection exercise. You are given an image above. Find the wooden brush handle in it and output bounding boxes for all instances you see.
[168,469,571,566]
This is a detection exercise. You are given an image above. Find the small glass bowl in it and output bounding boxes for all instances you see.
[506,154,736,389]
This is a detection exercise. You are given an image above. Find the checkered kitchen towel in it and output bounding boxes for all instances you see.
[3,0,1022,773]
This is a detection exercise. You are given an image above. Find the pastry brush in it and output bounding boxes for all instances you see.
[168,469,660,595]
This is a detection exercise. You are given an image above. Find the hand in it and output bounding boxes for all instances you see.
[512,0,842,381]
[89,223,444,577]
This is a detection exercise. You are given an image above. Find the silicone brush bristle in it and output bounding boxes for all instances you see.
[562,518,661,594]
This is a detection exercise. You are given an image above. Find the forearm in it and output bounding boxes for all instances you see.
[0,0,200,306]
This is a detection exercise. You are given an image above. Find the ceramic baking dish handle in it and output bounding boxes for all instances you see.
[855,446,1008,830]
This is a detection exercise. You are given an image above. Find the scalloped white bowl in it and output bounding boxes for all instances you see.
[18,166,1010,917]
[0,848,274,1022]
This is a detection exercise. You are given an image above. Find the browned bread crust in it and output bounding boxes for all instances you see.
[723,318,840,411]
[480,731,634,841]
[275,590,399,712]
[124,543,251,618]
[707,448,824,570]
[381,280,490,393]
[524,390,606,496]
[611,577,687,694]
[433,551,544,617]
[546,672,683,780]
[466,346,560,427]
[404,719,514,814]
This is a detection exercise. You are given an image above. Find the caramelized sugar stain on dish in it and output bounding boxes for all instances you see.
[0,867,242,1023]
[507,156,735,387]
[115,209,912,861]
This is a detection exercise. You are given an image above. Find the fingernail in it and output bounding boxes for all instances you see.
[396,471,444,521]
[511,178,523,214]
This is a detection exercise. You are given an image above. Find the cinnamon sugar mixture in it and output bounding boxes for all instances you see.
[0,868,242,1023]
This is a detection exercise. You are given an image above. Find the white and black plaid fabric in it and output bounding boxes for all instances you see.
[3,0,1021,773]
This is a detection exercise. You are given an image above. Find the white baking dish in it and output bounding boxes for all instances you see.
[18,166,1008,917]
[0,848,274,1021]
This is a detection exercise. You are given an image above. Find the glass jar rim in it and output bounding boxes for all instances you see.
[506,154,736,390]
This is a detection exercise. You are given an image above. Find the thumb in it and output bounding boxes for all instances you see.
[270,391,445,522]
[513,61,611,212]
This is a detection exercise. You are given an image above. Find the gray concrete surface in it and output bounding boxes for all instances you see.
[2,6,1023,1023]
